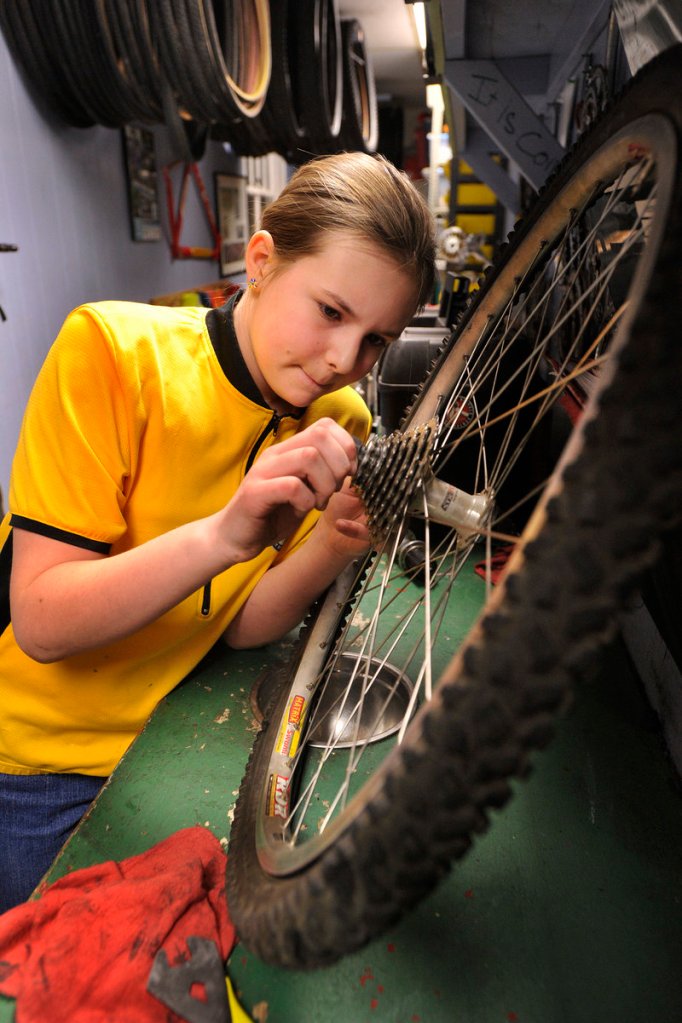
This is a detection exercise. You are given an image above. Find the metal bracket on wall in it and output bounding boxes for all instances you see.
[0,243,18,322]
[456,125,521,216]
[443,58,565,193]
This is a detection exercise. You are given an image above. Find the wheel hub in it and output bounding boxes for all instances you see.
[353,421,492,542]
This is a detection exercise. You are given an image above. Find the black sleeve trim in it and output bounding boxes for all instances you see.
[10,515,112,554]
[0,528,12,634]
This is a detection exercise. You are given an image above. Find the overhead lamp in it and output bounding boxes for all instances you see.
[411,2,428,53]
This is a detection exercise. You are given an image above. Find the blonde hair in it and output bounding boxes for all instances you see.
[261,152,436,308]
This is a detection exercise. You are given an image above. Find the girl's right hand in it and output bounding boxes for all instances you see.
[214,418,360,563]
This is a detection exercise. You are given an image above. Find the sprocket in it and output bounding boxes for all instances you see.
[352,421,436,543]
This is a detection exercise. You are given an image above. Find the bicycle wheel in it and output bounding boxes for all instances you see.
[226,45,682,969]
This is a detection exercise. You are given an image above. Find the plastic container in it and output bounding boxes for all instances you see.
[377,327,447,432]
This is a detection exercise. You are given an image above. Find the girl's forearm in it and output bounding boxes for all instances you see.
[223,530,362,649]
[11,513,237,662]
[11,424,362,662]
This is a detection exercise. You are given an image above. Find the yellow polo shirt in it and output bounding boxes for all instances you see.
[0,300,371,776]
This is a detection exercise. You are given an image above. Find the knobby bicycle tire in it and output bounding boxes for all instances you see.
[226,45,682,969]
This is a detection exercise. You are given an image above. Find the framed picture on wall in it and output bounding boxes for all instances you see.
[122,125,161,242]
[215,172,248,276]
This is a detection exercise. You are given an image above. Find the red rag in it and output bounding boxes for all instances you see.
[0,825,235,1023]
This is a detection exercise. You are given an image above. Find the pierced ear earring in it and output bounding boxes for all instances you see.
[248,277,258,290]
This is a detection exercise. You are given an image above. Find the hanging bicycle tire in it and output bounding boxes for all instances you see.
[103,0,167,123]
[337,18,378,154]
[147,0,271,126]
[57,0,152,127]
[244,0,309,161]
[288,0,343,154]
[226,45,682,970]
[0,0,97,127]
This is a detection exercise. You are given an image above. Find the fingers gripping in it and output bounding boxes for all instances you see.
[219,420,362,563]
[254,419,359,511]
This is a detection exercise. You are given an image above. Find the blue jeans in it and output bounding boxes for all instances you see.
[0,772,106,914]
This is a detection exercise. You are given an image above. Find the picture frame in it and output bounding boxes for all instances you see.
[122,125,161,242]
[215,172,248,276]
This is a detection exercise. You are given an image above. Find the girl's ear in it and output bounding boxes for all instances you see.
[244,230,275,283]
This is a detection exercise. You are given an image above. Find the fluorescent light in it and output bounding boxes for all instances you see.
[426,82,443,113]
[412,2,428,52]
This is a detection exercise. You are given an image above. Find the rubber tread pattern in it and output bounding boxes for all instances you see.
[0,0,370,161]
[0,0,95,126]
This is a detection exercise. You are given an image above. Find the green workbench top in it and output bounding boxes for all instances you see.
[2,623,681,1022]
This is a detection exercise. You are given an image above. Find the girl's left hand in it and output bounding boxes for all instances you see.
[317,479,372,558]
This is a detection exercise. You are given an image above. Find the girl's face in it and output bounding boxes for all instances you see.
[235,231,420,413]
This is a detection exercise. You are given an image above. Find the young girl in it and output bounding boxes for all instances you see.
[0,151,436,912]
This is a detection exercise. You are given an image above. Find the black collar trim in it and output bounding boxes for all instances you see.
[206,290,270,408]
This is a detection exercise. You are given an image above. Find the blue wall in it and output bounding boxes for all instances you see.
[0,30,243,499]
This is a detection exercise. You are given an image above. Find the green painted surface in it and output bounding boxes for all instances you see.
[2,579,682,1022]
[229,638,682,1023]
